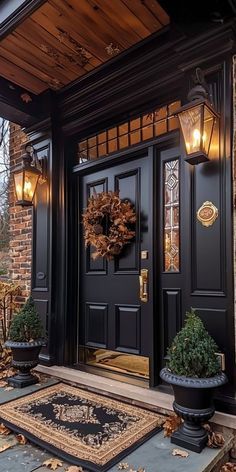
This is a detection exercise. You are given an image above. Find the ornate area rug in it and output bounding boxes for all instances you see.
[0,383,164,471]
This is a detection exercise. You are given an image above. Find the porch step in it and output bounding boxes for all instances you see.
[36,365,236,431]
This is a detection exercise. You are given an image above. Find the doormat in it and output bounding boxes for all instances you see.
[0,382,165,472]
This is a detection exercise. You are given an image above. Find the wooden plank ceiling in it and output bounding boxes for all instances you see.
[0,0,169,95]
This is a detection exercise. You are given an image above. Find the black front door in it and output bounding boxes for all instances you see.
[78,152,153,382]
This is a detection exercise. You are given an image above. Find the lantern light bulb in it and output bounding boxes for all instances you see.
[193,128,201,148]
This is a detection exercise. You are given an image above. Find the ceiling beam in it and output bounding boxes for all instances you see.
[0,76,50,126]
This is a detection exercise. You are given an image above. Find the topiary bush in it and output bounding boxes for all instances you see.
[167,308,221,378]
[8,296,44,342]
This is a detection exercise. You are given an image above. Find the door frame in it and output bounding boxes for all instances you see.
[66,132,179,388]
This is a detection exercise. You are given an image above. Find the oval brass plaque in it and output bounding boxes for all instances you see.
[197,201,218,227]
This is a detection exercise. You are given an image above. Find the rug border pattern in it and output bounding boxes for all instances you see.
[0,382,164,468]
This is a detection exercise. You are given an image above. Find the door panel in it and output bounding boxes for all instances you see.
[79,153,153,375]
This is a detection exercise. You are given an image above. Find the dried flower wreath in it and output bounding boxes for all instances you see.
[82,191,136,260]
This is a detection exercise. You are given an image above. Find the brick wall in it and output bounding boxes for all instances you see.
[9,123,32,304]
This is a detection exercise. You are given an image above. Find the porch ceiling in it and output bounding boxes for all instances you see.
[0,0,169,95]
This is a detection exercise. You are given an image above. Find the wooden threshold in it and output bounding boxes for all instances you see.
[35,364,236,430]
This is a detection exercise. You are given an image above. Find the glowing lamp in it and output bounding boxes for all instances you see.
[176,68,219,165]
[13,147,41,206]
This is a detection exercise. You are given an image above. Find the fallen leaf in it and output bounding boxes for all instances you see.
[0,424,11,435]
[172,448,189,458]
[137,469,146,472]
[0,443,12,453]
[0,380,7,387]
[221,463,236,472]
[65,467,84,472]
[163,413,182,437]
[4,386,14,391]
[16,434,27,445]
[118,465,129,470]
[43,458,63,470]
[203,424,225,448]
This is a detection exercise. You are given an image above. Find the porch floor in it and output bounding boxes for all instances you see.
[0,371,234,472]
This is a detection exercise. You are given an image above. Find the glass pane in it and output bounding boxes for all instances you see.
[203,106,215,154]
[130,130,141,145]
[14,172,23,201]
[108,127,117,140]
[142,114,153,126]
[155,120,167,136]
[119,123,128,136]
[154,106,167,121]
[88,136,97,148]
[98,143,107,157]
[108,138,118,153]
[164,159,180,272]
[89,146,97,160]
[130,118,140,131]
[168,101,181,115]
[142,124,153,140]
[119,134,129,148]
[79,140,87,151]
[168,116,179,131]
[78,150,88,163]
[179,105,201,154]
[24,170,39,202]
[98,132,106,144]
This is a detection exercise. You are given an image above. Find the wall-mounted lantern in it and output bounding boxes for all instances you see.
[13,143,46,207]
[176,68,219,165]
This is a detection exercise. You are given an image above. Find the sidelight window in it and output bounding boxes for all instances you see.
[164,159,180,272]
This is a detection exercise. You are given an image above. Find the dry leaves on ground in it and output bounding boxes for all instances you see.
[117,465,145,472]
[163,413,182,437]
[4,386,14,391]
[65,467,84,472]
[16,434,27,445]
[0,348,16,384]
[204,423,225,448]
[0,380,7,387]
[43,458,63,470]
[220,463,236,471]
[172,448,189,458]
[33,372,51,384]
[0,423,11,436]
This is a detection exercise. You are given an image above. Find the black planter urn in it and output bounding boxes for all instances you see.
[5,340,44,388]
[160,367,227,453]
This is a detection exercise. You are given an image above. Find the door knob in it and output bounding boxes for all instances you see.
[139,269,148,302]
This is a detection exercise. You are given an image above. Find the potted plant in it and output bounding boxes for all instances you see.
[5,296,45,388]
[160,309,227,453]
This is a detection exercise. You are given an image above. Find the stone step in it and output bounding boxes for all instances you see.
[36,364,236,430]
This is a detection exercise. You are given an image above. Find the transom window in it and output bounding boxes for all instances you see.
[78,101,180,163]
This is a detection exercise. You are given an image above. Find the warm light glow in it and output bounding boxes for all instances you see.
[16,184,22,194]
[177,101,217,164]
[193,128,201,148]
[24,179,33,199]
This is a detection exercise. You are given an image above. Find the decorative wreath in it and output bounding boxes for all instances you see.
[82,191,136,260]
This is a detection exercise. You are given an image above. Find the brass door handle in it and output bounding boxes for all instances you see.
[139,269,148,302]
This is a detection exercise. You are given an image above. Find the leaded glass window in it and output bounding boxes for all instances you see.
[164,159,180,272]
[78,101,180,163]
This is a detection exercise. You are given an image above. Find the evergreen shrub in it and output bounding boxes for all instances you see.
[167,308,221,378]
[8,296,43,342]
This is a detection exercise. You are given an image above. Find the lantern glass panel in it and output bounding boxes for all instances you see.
[23,170,39,202]
[179,105,202,155]
[203,106,215,155]
[14,172,24,201]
